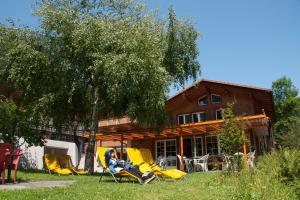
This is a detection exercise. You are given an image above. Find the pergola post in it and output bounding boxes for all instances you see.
[180,129,184,172]
[120,133,124,160]
[242,130,248,169]
[243,142,247,161]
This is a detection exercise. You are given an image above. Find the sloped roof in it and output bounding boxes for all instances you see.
[168,78,272,101]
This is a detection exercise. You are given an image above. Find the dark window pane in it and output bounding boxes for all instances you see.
[198,96,208,106]
[206,136,219,155]
[199,112,206,122]
[178,115,184,124]
[216,110,223,120]
[212,95,221,104]
[185,114,192,124]
[193,113,199,123]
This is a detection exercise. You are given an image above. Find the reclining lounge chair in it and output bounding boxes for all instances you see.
[44,154,73,176]
[97,147,143,184]
[58,155,88,175]
[126,148,186,180]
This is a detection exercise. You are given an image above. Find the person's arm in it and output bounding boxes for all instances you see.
[108,159,117,173]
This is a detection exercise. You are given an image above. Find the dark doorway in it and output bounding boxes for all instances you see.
[183,138,192,158]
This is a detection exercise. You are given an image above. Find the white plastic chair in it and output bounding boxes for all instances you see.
[221,154,232,171]
[156,156,167,169]
[247,150,256,168]
[177,155,193,172]
[193,154,209,172]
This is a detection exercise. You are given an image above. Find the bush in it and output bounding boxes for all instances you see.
[257,149,300,198]
[217,149,300,199]
[258,149,300,182]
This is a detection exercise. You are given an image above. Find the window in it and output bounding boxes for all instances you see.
[216,109,224,120]
[198,96,208,106]
[193,137,203,157]
[185,114,192,124]
[205,135,220,155]
[178,115,184,125]
[211,94,221,104]
[178,114,193,124]
[192,112,206,123]
[156,141,165,158]
[156,139,177,167]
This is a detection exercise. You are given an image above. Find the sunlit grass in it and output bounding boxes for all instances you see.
[0,170,297,200]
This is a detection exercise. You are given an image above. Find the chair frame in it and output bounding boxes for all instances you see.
[97,147,142,184]
[193,154,209,172]
[43,154,73,176]
[177,155,193,173]
[6,149,24,183]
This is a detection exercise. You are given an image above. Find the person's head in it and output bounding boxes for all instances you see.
[109,149,115,158]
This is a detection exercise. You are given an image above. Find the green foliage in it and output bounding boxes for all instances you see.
[258,149,300,183]
[223,169,298,199]
[272,76,300,148]
[34,0,199,127]
[218,104,246,155]
[0,98,46,146]
[218,104,247,171]
[257,149,300,197]
[279,120,300,149]
[1,0,200,171]
[163,6,200,86]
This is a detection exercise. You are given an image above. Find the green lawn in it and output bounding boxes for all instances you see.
[0,170,297,200]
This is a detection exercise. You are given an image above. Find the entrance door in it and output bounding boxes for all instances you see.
[183,137,204,158]
[183,138,192,158]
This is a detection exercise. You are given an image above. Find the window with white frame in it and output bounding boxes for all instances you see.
[178,114,193,125]
[156,140,165,158]
[193,137,203,157]
[215,109,224,120]
[156,139,177,167]
[205,135,220,155]
[198,96,208,106]
[192,112,206,123]
[211,94,221,104]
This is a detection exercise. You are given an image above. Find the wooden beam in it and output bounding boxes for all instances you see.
[180,130,184,172]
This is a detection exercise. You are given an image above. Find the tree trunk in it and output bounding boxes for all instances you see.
[84,86,99,175]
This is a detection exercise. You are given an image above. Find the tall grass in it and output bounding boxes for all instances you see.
[217,149,300,199]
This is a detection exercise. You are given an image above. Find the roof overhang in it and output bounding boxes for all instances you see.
[84,114,269,141]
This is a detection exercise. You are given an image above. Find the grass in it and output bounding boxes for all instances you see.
[0,170,298,200]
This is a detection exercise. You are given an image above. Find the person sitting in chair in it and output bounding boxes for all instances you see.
[105,149,156,184]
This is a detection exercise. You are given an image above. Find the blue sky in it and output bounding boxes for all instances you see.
[1,0,299,96]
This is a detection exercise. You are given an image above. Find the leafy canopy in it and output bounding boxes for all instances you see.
[34,0,200,129]
[272,76,300,148]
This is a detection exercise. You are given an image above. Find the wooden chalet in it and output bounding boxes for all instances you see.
[87,79,276,169]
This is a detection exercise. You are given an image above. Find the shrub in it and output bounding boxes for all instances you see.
[217,149,300,199]
[258,149,300,182]
[257,149,300,198]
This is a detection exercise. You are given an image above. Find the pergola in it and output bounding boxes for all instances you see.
[84,114,269,169]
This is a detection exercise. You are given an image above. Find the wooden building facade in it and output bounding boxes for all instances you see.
[91,79,276,168]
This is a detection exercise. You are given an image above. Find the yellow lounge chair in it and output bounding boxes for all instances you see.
[126,148,186,180]
[44,154,73,175]
[140,148,186,176]
[97,147,142,183]
[58,154,88,175]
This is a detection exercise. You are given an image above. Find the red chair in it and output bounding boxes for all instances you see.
[0,149,10,184]
[0,143,13,184]
[0,143,13,152]
[6,149,24,183]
